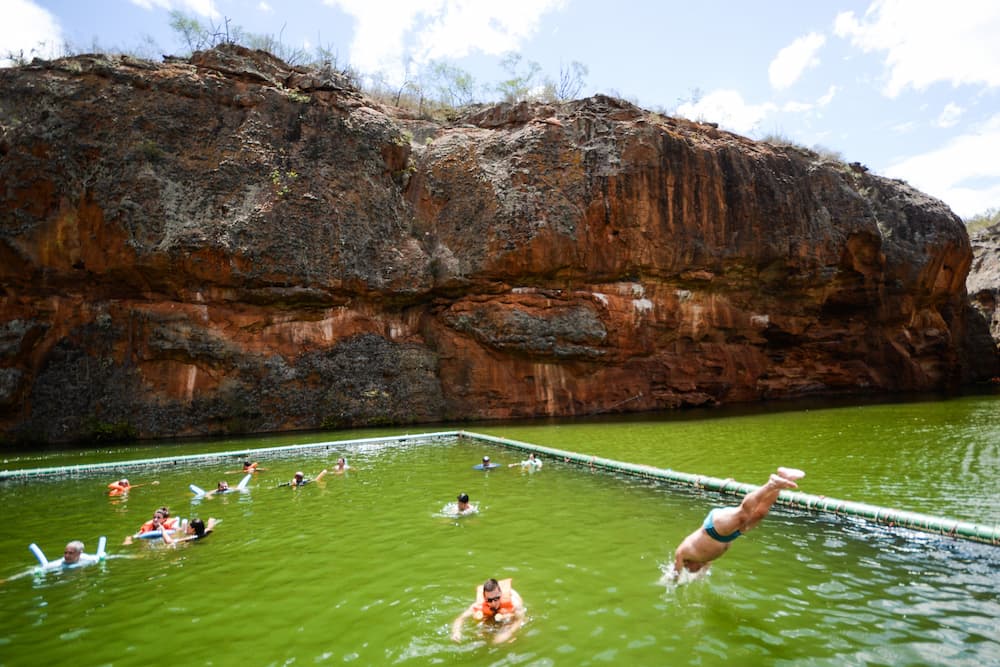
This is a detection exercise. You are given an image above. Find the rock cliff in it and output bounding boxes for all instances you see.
[968,222,1000,356]
[2,45,997,443]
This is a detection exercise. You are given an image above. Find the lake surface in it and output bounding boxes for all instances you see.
[1,393,998,666]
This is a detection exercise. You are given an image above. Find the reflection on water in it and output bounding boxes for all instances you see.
[1,394,999,665]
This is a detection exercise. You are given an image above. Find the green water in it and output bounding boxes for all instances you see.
[1,394,998,666]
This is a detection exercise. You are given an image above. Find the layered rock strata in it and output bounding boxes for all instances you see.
[968,222,1000,356]
[1,46,996,443]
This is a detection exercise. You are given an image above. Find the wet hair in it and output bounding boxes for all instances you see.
[483,578,500,593]
[190,518,207,538]
[66,540,84,553]
[458,493,469,503]
[482,456,490,463]
[158,506,170,518]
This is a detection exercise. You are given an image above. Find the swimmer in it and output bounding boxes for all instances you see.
[475,456,500,470]
[226,461,267,474]
[62,541,84,565]
[451,577,526,644]
[282,470,328,487]
[123,507,179,544]
[162,517,217,545]
[107,478,159,496]
[334,457,349,474]
[455,492,478,515]
[201,480,230,498]
[672,467,805,577]
[509,453,543,469]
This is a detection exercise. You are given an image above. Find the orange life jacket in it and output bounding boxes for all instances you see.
[474,578,516,619]
[139,517,178,533]
[108,482,129,496]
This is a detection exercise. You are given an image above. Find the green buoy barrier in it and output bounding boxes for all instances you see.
[2,429,995,546]
[458,431,1000,546]
[0,432,457,480]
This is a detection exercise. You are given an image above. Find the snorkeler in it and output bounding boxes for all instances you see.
[672,467,804,576]
[451,577,526,644]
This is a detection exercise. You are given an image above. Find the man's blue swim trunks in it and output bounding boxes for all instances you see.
[703,508,742,543]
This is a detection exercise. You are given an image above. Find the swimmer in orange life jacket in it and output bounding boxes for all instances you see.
[107,478,159,496]
[672,467,805,577]
[123,507,179,544]
[451,578,526,644]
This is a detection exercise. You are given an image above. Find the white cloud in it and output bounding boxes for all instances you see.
[885,113,1000,218]
[676,89,776,135]
[129,0,218,18]
[834,0,1000,97]
[769,32,826,90]
[783,101,812,113]
[324,0,566,83]
[817,84,837,106]
[258,1,273,12]
[937,102,963,128]
[0,0,64,66]
[779,86,839,115]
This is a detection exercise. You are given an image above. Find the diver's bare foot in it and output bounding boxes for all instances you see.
[777,467,805,481]
[769,473,798,489]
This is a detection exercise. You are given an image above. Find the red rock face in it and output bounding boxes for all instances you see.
[968,222,1000,359]
[1,46,996,443]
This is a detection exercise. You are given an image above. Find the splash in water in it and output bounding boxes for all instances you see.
[437,502,479,518]
[658,561,709,588]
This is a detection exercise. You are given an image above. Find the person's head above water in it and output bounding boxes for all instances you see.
[482,456,490,465]
[63,541,84,564]
[188,518,207,537]
[482,578,503,609]
[458,492,470,504]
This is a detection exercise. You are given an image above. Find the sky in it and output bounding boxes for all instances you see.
[3,0,1000,220]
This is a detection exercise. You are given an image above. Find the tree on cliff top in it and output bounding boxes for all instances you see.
[966,207,1000,234]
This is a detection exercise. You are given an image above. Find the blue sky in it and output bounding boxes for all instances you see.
[3,0,1000,219]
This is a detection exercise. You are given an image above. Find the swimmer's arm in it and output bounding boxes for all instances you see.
[450,604,476,642]
[673,549,685,574]
[493,594,526,644]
